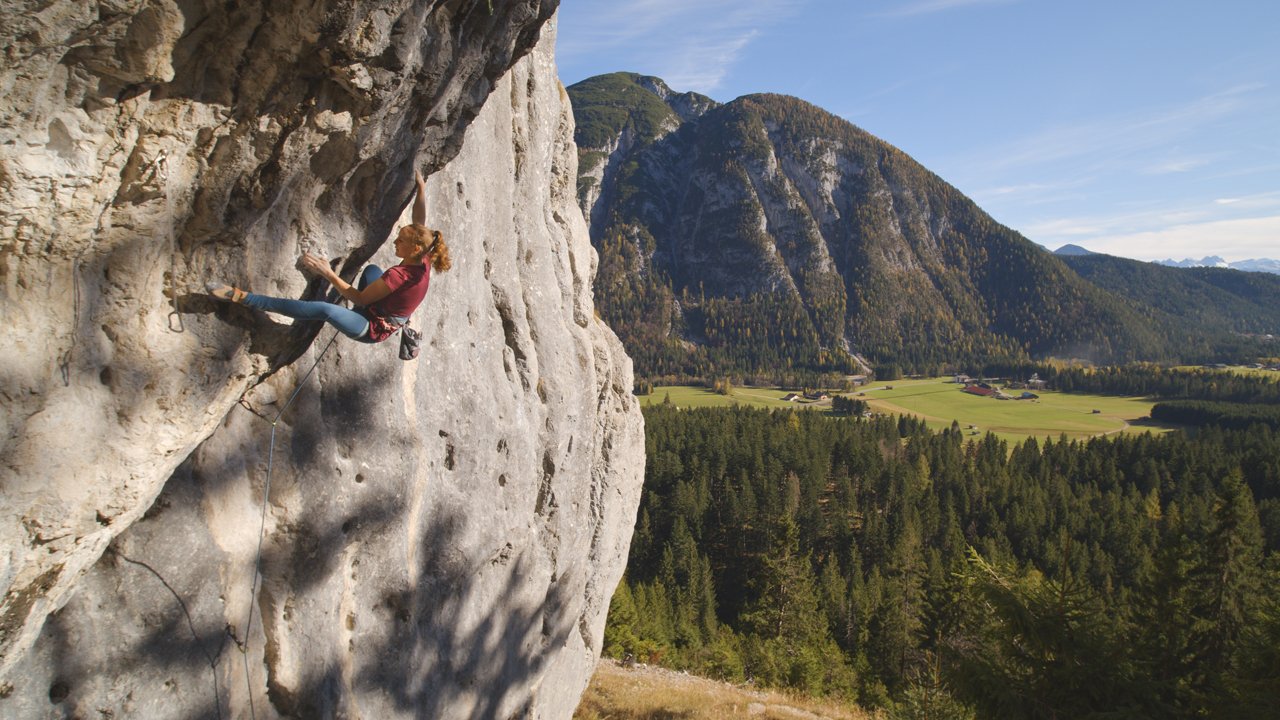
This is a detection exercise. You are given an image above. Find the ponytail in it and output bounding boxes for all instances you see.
[428,229,452,272]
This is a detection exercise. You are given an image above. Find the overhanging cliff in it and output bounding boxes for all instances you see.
[0,2,643,717]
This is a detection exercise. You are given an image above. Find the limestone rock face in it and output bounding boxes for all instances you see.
[0,2,644,717]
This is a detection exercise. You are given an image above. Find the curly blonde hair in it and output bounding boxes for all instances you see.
[400,224,452,272]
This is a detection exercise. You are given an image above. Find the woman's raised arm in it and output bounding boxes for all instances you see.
[413,169,427,226]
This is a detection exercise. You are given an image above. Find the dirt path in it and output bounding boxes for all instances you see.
[575,659,870,720]
[863,398,949,424]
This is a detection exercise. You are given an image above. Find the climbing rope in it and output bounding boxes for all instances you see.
[110,547,231,720]
[239,329,341,720]
[58,258,80,386]
[89,331,341,720]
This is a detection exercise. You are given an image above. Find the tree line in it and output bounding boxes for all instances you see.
[605,404,1279,717]
[975,362,1280,403]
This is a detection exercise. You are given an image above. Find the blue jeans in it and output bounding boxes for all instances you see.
[242,265,384,341]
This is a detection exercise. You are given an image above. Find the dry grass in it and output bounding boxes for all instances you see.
[574,659,876,720]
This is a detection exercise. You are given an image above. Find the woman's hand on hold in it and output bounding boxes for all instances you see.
[299,252,335,280]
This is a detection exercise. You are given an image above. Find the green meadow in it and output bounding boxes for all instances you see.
[640,385,813,410]
[1172,364,1280,378]
[641,379,1176,445]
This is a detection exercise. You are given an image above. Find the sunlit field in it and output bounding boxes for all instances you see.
[639,385,825,410]
[1172,364,1280,378]
[641,378,1178,445]
[856,377,1173,445]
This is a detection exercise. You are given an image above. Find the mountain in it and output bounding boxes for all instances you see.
[1159,255,1231,269]
[1157,256,1280,274]
[1233,258,1280,274]
[568,73,1211,380]
[1054,243,1097,256]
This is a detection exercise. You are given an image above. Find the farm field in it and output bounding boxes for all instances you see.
[641,379,1176,445]
[1172,364,1280,377]
[858,377,1171,445]
[638,385,817,410]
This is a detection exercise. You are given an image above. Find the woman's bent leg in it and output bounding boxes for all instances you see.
[241,293,370,339]
[357,264,384,291]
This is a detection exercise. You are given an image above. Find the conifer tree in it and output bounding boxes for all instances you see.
[741,513,853,694]
[947,549,1132,719]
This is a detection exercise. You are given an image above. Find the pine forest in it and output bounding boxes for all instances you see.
[606,399,1279,718]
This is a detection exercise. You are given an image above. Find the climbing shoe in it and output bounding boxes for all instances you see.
[206,283,246,303]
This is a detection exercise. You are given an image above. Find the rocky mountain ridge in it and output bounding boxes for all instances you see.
[1,3,643,718]
[569,73,1203,380]
[571,74,1280,379]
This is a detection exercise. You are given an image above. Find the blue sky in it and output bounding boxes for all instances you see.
[555,0,1280,262]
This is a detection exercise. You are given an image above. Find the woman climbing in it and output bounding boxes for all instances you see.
[207,170,450,344]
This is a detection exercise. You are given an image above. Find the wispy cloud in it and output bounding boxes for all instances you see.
[1023,218,1108,238]
[1023,205,1209,241]
[970,177,1093,205]
[1202,162,1280,182]
[971,84,1263,174]
[837,66,961,121]
[943,83,1271,248]
[1081,215,1280,262]
[662,31,761,91]
[556,0,805,93]
[1015,191,1280,262]
[1215,190,1280,210]
[875,0,1018,19]
[1140,154,1220,175]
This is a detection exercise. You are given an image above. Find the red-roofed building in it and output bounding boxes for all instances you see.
[962,383,995,397]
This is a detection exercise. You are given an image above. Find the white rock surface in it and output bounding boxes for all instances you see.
[0,3,643,718]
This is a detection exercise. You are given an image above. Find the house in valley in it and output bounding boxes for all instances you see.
[962,383,995,397]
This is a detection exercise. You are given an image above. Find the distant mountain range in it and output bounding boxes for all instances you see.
[1054,245,1280,275]
[568,73,1280,380]
[1157,257,1280,274]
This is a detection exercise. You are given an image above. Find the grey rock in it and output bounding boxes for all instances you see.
[0,3,644,718]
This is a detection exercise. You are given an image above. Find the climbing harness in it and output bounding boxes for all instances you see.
[238,329,341,720]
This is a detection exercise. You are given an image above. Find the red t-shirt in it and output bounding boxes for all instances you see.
[368,264,430,319]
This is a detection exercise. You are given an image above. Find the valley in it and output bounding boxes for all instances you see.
[640,378,1175,445]
[567,70,1280,720]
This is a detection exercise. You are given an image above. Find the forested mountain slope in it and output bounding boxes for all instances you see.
[569,73,1273,381]
[1059,252,1280,337]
